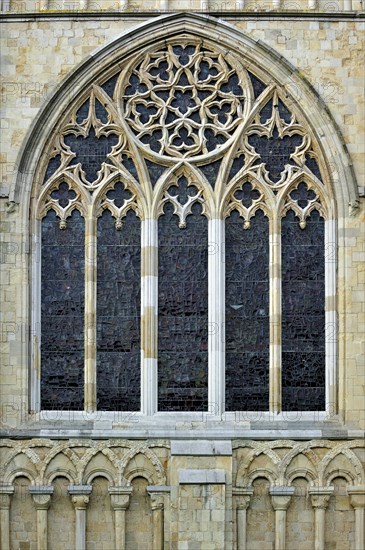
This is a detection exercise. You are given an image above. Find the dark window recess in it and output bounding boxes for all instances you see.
[305,153,323,182]
[282,209,325,411]
[97,209,141,411]
[41,209,84,410]
[247,71,267,100]
[44,154,62,183]
[121,154,139,182]
[158,200,208,411]
[225,209,270,411]
[101,73,119,99]
[95,98,108,124]
[228,154,245,182]
[76,99,90,125]
[198,159,222,188]
[249,129,303,183]
[145,159,167,187]
[64,129,118,183]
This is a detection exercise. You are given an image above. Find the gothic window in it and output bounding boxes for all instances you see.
[34,38,334,415]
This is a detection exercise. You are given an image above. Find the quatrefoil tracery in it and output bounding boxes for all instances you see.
[39,38,330,225]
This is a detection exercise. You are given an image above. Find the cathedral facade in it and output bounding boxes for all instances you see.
[0,1,364,549]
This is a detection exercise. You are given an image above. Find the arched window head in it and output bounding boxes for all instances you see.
[32,31,335,418]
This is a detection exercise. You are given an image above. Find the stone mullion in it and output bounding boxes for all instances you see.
[0,485,14,550]
[29,485,54,550]
[68,485,92,550]
[84,214,97,412]
[208,219,225,416]
[348,486,365,550]
[270,487,295,550]
[309,486,333,550]
[233,487,253,550]
[141,219,158,415]
[325,218,337,414]
[269,213,282,413]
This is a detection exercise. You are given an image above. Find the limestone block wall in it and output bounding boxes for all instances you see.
[0,10,364,429]
[0,439,364,549]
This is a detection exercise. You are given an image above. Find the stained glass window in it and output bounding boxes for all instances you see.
[38,37,331,415]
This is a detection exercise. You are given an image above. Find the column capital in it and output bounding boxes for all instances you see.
[68,485,92,510]
[148,492,164,510]
[0,485,14,510]
[233,486,254,510]
[270,487,295,511]
[309,486,334,509]
[108,486,132,511]
[348,486,365,509]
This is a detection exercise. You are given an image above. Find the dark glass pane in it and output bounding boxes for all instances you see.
[305,153,323,181]
[228,154,245,182]
[44,154,61,183]
[158,201,208,411]
[225,209,269,411]
[97,209,141,411]
[282,209,325,411]
[101,73,119,99]
[65,128,118,183]
[145,159,167,187]
[199,159,222,188]
[41,209,84,410]
[249,129,303,183]
[248,71,267,100]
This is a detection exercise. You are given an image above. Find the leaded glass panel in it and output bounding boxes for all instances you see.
[282,209,325,411]
[225,209,270,411]
[97,208,141,411]
[158,200,208,411]
[41,209,84,410]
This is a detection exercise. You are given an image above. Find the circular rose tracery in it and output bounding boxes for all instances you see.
[120,43,245,158]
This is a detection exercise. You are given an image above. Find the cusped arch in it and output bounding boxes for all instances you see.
[11,12,357,219]
[319,445,364,486]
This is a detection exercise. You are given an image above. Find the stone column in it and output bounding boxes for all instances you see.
[29,485,54,550]
[68,485,92,550]
[309,486,333,550]
[148,487,169,550]
[108,486,132,550]
[270,486,295,550]
[233,487,253,550]
[0,484,14,550]
[348,486,365,550]
[269,213,282,413]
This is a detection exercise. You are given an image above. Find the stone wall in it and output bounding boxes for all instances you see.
[1,439,364,549]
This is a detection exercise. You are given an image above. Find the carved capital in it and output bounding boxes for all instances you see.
[31,494,52,510]
[149,492,164,511]
[348,486,365,510]
[68,485,92,510]
[233,487,254,510]
[71,494,90,510]
[0,485,14,510]
[271,495,292,511]
[309,487,334,509]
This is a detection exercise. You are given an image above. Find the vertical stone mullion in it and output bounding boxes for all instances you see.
[325,218,337,414]
[141,219,158,415]
[270,487,295,550]
[233,486,253,550]
[0,485,14,550]
[29,485,54,550]
[208,219,225,416]
[269,213,282,413]
[84,215,97,412]
[309,486,333,550]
